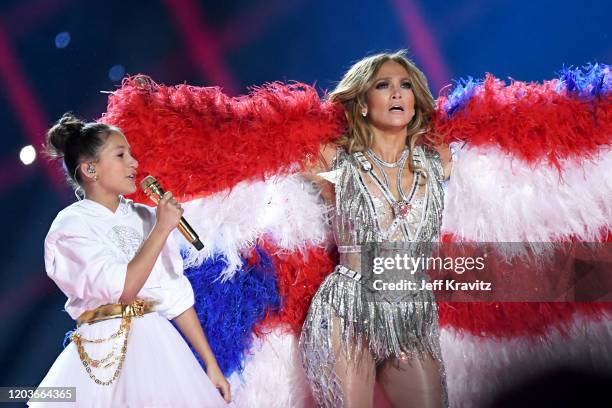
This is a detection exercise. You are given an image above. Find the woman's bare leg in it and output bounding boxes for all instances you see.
[377,353,445,408]
[330,315,377,408]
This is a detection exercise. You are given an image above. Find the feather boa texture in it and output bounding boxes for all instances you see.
[558,63,612,97]
[442,64,611,117]
[257,243,335,333]
[442,145,612,242]
[180,174,330,280]
[228,328,313,408]
[435,65,612,170]
[437,67,612,405]
[101,76,343,203]
[440,76,483,117]
[183,247,280,377]
[438,302,611,339]
[441,312,612,407]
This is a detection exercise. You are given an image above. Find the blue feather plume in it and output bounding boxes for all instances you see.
[183,246,281,376]
[557,63,611,98]
[443,76,483,117]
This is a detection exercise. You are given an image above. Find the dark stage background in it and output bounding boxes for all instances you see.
[0,0,610,390]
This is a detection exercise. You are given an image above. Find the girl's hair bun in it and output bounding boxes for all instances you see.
[46,112,85,158]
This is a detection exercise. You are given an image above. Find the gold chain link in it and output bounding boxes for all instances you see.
[72,317,129,344]
[71,315,132,385]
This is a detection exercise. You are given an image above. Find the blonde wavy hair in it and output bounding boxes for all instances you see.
[329,50,437,175]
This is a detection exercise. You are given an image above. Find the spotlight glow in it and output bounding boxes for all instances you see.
[109,65,126,81]
[20,145,36,165]
[55,32,71,48]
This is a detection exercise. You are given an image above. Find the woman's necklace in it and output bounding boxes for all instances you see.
[366,147,418,218]
[366,148,409,168]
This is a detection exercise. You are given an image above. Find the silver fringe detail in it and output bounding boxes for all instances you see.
[300,146,448,407]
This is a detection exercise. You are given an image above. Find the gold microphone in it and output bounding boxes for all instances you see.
[140,176,204,251]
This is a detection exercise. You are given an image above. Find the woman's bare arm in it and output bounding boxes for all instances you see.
[301,143,339,203]
[435,144,452,180]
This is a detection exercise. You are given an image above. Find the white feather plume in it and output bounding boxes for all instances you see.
[442,146,612,242]
[180,174,330,280]
[228,329,313,408]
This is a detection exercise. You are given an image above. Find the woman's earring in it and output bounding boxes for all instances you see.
[93,174,99,182]
[361,110,367,117]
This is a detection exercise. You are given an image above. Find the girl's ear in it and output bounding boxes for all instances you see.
[80,162,98,181]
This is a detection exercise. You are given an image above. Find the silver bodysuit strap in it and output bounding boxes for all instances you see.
[354,151,422,240]
[334,264,362,282]
[337,245,362,253]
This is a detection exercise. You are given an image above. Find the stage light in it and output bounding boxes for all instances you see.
[19,145,36,165]
[109,65,126,81]
[54,32,71,48]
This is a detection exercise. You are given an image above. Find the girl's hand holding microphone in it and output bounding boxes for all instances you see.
[155,191,184,234]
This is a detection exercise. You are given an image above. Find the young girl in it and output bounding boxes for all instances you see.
[30,113,230,407]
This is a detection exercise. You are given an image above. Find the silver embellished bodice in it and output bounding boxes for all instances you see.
[329,146,445,271]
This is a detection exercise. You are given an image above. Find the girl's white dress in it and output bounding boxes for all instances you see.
[29,197,227,407]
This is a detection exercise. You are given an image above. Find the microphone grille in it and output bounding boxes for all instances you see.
[140,175,158,191]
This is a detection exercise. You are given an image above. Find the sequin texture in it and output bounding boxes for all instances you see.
[300,146,448,407]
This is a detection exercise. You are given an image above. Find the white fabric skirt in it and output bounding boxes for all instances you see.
[29,312,228,407]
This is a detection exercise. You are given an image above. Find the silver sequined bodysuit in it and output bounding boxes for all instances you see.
[299,145,447,407]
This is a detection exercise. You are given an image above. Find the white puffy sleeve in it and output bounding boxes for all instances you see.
[44,230,128,309]
[152,230,195,320]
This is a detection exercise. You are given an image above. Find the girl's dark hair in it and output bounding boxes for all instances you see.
[45,112,119,189]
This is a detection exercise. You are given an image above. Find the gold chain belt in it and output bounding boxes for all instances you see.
[71,299,155,386]
[76,298,155,326]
